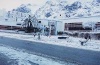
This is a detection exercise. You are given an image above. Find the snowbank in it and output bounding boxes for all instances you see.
[0,31,100,51]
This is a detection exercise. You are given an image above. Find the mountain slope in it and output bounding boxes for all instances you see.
[35,0,100,19]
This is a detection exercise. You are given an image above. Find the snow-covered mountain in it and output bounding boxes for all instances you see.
[15,4,31,13]
[3,0,100,19]
[14,4,41,14]
[35,0,100,19]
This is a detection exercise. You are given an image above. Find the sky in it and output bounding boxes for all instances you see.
[0,0,47,11]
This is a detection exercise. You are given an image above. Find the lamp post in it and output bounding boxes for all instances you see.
[38,21,41,40]
[49,25,51,37]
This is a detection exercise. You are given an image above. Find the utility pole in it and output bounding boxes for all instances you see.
[49,25,51,37]
[38,28,41,40]
[38,21,41,40]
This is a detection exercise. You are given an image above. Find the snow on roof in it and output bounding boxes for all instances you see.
[0,16,100,26]
[38,16,100,23]
[60,16,100,23]
[0,21,22,26]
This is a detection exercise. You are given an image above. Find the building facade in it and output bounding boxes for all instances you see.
[58,16,100,32]
[5,10,32,23]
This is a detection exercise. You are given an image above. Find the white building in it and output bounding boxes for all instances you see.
[0,10,33,30]
[38,16,100,35]
[0,12,100,35]
[58,16,100,32]
[5,10,32,23]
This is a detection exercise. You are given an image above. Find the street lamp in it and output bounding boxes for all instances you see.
[38,21,41,40]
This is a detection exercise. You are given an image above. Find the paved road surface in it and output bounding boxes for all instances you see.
[0,53,10,65]
[0,37,100,65]
[0,53,19,65]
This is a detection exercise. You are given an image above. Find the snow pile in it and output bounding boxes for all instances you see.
[0,45,75,65]
[0,31,100,51]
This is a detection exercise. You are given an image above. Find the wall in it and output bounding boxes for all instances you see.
[60,16,100,32]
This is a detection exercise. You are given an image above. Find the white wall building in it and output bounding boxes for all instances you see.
[5,10,32,24]
[0,11,100,35]
[38,16,100,35]
[46,16,100,32]
[0,10,33,30]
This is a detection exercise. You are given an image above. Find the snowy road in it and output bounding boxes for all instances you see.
[0,53,11,65]
[0,37,76,65]
[0,37,100,65]
[0,45,68,65]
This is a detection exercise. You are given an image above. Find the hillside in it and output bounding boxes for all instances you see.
[35,0,100,19]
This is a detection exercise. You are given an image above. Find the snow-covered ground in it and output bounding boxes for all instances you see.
[0,44,76,65]
[0,30,100,51]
